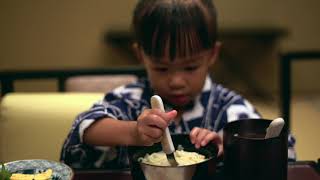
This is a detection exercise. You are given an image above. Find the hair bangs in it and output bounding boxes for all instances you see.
[133,0,217,61]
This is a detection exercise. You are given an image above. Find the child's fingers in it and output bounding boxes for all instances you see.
[190,127,201,144]
[145,114,168,130]
[200,132,216,147]
[208,133,223,156]
[144,126,163,139]
[139,109,174,129]
[199,131,224,156]
[201,131,223,156]
[140,134,156,146]
[190,128,224,156]
[139,126,163,145]
[164,110,177,122]
[149,109,177,124]
[217,143,223,157]
[194,129,210,148]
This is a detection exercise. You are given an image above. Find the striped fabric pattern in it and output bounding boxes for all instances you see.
[60,76,296,168]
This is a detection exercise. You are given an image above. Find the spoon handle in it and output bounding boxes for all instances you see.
[151,95,175,154]
[265,118,285,139]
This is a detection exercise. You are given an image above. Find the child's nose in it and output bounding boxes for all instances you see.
[168,72,186,89]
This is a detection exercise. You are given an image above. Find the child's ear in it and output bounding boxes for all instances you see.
[208,41,222,66]
[132,42,144,64]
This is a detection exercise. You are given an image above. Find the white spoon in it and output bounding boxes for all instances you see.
[265,118,285,139]
[150,95,178,166]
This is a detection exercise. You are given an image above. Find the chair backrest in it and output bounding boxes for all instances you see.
[280,51,320,161]
[65,75,137,92]
[0,93,104,162]
[280,51,320,128]
[0,67,146,96]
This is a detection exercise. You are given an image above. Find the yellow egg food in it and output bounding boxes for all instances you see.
[140,150,207,166]
[10,169,52,180]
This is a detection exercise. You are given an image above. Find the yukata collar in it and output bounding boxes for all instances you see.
[145,75,213,114]
[181,75,213,122]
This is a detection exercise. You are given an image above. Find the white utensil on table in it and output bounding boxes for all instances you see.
[265,118,285,139]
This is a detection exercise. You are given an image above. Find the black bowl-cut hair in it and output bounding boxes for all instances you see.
[132,0,218,61]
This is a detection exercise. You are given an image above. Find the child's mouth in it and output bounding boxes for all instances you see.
[169,95,189,105]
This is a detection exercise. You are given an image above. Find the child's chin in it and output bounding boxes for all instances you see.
[166,100,194,110]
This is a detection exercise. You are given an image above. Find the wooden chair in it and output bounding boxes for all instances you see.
[280,51,320,161]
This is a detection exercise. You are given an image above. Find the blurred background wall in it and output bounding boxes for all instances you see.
[0,0,137,70]
[1,0,319,68]
[1,0,320,94]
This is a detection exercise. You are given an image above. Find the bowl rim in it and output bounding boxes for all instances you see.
[138,155,214,168]
[131,134,218,168]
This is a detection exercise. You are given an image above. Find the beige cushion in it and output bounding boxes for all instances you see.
[0,92,104,162]
[65,75,137,92]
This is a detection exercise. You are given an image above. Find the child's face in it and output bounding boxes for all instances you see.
[140,44,220,109]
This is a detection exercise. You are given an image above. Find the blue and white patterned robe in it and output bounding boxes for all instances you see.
[60,76,296,168]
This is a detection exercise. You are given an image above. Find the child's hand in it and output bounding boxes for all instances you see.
[190,127,223,156]
[136,109,177,146]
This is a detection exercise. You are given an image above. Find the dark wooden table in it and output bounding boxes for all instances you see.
[73,161,320,180]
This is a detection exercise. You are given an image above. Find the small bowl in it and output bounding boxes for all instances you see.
[2,159,73,180]
[128,134,218,180]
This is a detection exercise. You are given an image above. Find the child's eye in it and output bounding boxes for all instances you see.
[184,66,199,71]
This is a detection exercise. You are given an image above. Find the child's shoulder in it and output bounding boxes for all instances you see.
[104,78,149,101]
[212,83,238,96]
[210,82,245,104]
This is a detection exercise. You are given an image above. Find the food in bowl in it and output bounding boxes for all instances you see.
[139,148,206,166]
[129,135,218,180]
[9,169,52,180]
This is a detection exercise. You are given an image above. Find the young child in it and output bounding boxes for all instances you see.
[61,0,295,169]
